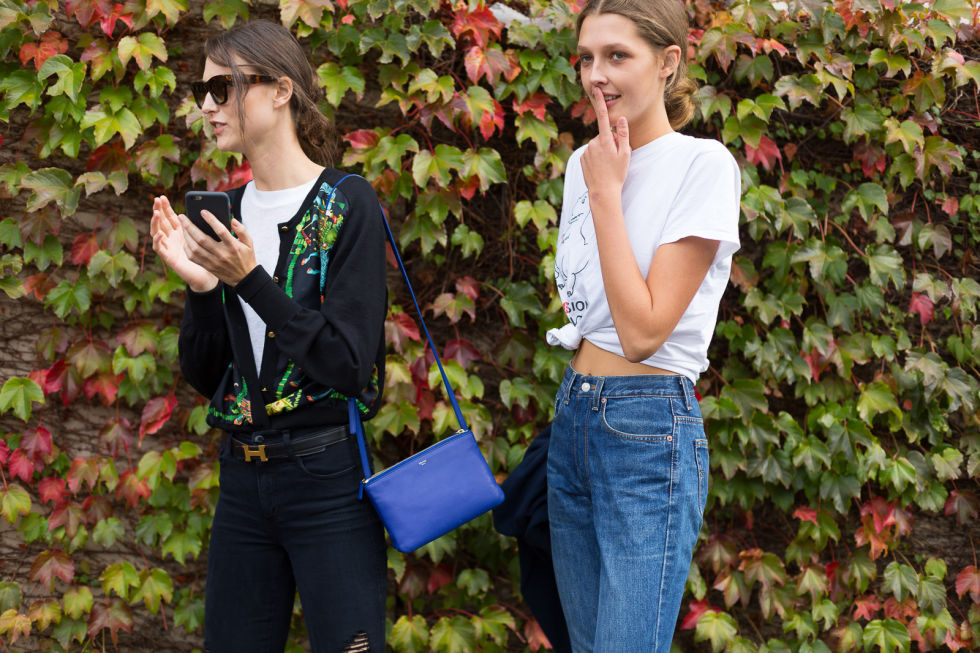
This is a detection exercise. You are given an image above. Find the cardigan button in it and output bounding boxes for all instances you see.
[273,276,279,283]
[262,387,268,392]
[280,225,288,232]
[267,331,275,338]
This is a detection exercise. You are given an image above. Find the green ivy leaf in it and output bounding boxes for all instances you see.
[131,568,173,614]
[92,518,125,548]
[429,615,476,653]
[390,614,430,653]
[37,54,87,103]
[0,485,32,523]
[0,377,45,422]
[862,618,910,653]
[99,562,140,601]
[316,62,365,107]
[694,610,738,653]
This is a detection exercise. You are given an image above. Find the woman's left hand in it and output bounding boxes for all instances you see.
[180,212,258,287]
[581,85,631,203]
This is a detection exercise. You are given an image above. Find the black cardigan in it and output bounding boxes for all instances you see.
[178,169,387,432]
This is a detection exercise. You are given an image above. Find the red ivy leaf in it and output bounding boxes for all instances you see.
[955,565,980,602]
[83,371,124,406]
[940,196,959,216]
[215,161,254,192]
[70,233,100,266]
[385,312,421,353]
[48,501,86,537]
[426,564,452,594]
[42,360,68,394]
[21,426,53,462]
[82,495,113,523]
[945,489,980,525]
[523,617,552,652]
[908,292,934,325]
[87,598,134,647]
[450,4,502,49]
[86,142,131,175]
[679,599,720,630]
[852,593,881,620]
[66,457,100,494]
[65,0,111,28]
[792,506,818,524]
[116,470,151,508]
[99,3,133,37]
[139,394,177,439]
[29,550,75,592]
[0,439,8,466]
[8,449,34,483]
[18,31,69,70]
[99,418,134,456]
[455,276,479,301]
[444,339,481,369]
[23,273,55,300]
[745,134,782,172]
[67,339,112,378]
[342,128,380,151]
[464,45,520,85]
[38,477,68,505]
[478,98,505,140]
[512,94,551,121]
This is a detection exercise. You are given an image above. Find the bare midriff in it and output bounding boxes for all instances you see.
[571,339,678,377]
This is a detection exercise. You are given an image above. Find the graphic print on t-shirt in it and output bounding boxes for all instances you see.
[555,190,594,326]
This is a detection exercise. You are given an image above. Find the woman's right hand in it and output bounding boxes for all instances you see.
[151,195,219,293]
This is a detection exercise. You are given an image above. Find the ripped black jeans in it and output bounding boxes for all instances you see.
[204,432,387,652]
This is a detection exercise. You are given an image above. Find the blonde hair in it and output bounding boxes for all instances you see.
[577,0,698,130]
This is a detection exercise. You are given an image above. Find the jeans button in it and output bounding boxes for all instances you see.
[581,382,591,391]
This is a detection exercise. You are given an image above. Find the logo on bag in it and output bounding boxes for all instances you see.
[419,459,427,466]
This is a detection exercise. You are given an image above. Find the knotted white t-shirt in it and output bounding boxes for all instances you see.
[546,131,741,382]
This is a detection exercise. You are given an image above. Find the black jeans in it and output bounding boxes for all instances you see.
[204,431,387,652]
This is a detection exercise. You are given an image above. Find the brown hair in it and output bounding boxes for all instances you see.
[203,20,335,165]
[576,0,698,130]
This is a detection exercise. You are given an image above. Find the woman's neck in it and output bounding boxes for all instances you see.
[245,129,324,191]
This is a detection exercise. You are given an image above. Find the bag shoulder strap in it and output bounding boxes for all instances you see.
[333,174,468,433]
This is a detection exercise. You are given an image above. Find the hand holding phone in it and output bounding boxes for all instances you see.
[184,190,231,241]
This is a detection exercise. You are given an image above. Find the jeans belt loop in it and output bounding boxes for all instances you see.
[681,376,693,412]
[282,429,293,460]
[591,377,604,412]
[563,369,575,406]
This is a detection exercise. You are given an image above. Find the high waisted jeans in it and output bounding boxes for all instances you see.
[204,431,386,653]
[548,365,709,653]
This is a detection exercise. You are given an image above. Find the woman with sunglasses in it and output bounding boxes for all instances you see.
[150,20,388,653]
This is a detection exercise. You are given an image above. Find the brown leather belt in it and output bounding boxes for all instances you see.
[228,425,348,462]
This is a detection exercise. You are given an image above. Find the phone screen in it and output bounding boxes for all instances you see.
[184,191,231,241]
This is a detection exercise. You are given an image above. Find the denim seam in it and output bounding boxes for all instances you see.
[655,416,679,647]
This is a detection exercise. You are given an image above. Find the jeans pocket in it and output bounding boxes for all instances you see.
[599,395,674,440]
[694,438,709,518]
[293,438,356,480]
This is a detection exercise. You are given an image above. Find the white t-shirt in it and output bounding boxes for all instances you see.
[239,177,318,368]
[546,131,741,382]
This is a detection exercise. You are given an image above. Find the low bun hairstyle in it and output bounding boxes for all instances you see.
[576,0,698,130]
[203,20,336,166]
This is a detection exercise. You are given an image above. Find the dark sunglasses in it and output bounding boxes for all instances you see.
[190,74,277,108]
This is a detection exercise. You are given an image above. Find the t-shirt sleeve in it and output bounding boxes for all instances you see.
[660,145,741,261]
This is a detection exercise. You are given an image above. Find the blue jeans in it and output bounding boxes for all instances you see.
[547,365,709,653]
[205,432,387,653]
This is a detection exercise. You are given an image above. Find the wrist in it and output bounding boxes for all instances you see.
[188,279,218,294]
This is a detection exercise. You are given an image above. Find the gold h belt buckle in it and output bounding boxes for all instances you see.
[242,444,268,462]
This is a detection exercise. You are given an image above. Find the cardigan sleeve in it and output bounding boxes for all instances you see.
[233,176,387,395]
[177,286,234,398]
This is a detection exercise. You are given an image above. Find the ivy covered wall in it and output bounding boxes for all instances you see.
[0,0,979,651]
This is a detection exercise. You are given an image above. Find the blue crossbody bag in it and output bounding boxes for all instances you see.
[340,179,504,553]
